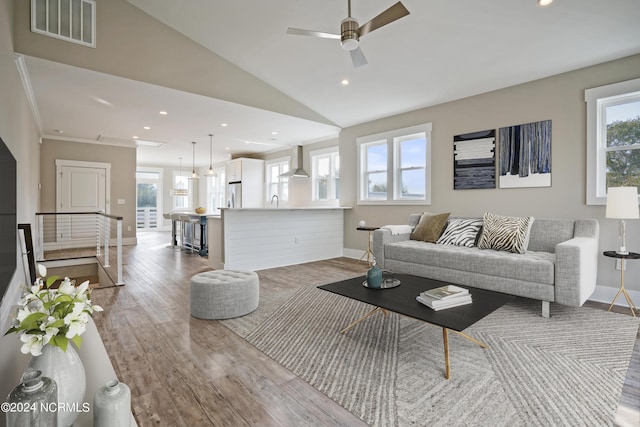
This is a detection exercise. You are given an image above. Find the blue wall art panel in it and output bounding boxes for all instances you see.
[453,129,496,190]
[499,119,552,188]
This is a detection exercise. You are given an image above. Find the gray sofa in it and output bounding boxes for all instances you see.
[372,214,600,317]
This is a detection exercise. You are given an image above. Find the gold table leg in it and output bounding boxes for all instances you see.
[608,259,638,318]
[339,307,387,334]
[339,307,489,380]
[442,328,450,379]
[441,329,489,379]
[356,230,375,266]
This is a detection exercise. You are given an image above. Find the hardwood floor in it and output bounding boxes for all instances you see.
[90,231,639,426]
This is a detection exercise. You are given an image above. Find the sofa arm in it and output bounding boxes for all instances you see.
[372,228,411,269]
[554,219,599,307]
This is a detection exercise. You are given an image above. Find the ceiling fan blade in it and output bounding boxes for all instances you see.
[350,46,368,68]
[358,1,410,37]
[286,27,341,40]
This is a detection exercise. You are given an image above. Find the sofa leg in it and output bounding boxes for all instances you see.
[541,301,550,318]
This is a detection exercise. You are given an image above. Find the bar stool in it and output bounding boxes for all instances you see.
[179,214,200,254]
[163,213,175,248]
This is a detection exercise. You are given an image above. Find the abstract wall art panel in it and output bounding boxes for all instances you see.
[499,120,552,188]
[453,129,496,190]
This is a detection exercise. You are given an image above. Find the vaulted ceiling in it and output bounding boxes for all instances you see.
[20,0,640,166]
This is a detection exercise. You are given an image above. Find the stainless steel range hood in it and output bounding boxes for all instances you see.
[279,145,309,178]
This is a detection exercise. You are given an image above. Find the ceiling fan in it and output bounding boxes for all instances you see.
[286,0,410,68]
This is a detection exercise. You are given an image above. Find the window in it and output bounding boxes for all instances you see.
[172,171,192,210]
[205,167,226,214]
[265,157,290,202]
[358,123,431,205]
[136,168,162,230]
[31,0,96,47]
[311,147,339,201]
[586,78,640,205]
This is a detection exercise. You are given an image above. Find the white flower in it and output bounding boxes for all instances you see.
[19,333,46,356]
[57,277,75,296]
[16,306,33,323]
[37,264,47,279]
[64,303,89,339]
[40,316,59,342]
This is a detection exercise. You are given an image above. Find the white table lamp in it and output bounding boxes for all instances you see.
[605,186,639,255]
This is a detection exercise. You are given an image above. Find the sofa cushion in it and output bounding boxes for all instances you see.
[384,240,555,285]
[478,212,534,254]
[411,212,450,242]
[437,219,483,247]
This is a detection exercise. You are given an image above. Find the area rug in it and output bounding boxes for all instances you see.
[224,283,639,426]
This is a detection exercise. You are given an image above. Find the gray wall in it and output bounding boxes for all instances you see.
[12,0,333,126]
[0,0,43,418]
[41,139,137,240]
[339,54,640,295]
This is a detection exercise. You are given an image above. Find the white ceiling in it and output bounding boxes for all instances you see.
[21,0,640,167]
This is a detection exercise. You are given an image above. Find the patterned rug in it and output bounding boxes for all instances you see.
[223,283,639,426]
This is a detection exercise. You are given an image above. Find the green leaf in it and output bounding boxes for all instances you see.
[71,335,82,349]
[52,335,69,352]
[20,312,47,329]
[4,326,19,335]
[45,275,59,288]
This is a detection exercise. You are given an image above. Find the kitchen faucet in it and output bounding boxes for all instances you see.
[270,194,279,208]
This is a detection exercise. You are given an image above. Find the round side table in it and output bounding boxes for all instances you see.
[603,251,639,317]
[357,226,379,266]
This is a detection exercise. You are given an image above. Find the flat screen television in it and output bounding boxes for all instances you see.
[0,136,17,302]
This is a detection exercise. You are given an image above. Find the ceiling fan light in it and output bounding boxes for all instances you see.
[341,38,359,51]
[341,17,359,51]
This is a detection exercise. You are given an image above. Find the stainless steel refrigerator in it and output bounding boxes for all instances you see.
[228,181,242,208]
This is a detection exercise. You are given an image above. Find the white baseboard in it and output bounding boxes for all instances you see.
[343,248,365,260]
[589,284,640,308]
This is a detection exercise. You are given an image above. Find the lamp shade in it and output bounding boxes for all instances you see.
[605,187,639,219]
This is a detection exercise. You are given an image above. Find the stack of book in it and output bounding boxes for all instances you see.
[416,284,472,311]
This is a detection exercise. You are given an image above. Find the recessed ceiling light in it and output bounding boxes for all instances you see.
[272,131,278,135]
[132,136,139,139]
[221,123,228,127]
[136,139,166,148]
[159,111,168,115]
[537,0,553,6]
[143,126,151,130]
[341,79,349,86]
[225,147,230,150]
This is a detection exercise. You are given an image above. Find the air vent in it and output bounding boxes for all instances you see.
[31,0,96,48]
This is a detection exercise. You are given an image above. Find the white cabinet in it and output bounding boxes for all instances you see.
[227,159,242,182]
[226,158,264,208]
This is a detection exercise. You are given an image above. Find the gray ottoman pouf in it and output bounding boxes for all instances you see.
[190,270,259,319]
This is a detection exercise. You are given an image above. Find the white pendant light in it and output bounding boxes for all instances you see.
[170,157,188,196]
[204,134,216,177]
[190,141,200,180]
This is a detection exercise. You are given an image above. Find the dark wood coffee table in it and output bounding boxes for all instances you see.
[318,273,514,379]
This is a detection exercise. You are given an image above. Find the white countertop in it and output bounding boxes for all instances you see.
[221,206,352,211]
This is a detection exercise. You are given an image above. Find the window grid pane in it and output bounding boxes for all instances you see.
[358,123,431,204]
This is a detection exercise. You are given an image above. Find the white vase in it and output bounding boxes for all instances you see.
[28,344,86,427]
[93,380,131,427]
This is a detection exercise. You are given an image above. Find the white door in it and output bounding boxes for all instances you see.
[56,160,110,243]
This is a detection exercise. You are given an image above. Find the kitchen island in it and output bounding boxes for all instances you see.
[208,207,350,271]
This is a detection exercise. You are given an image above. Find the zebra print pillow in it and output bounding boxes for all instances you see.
[477,212,535,254]
[436,219,483,247]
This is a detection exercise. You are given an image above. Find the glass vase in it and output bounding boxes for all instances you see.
[6,369,58,427]
[27,344,86,427]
